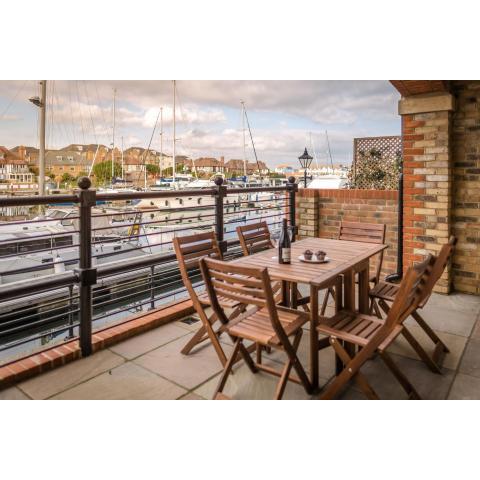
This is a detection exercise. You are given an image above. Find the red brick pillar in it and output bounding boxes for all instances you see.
[400,93,455,293]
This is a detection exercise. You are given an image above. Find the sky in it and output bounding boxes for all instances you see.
[0,80,400,168]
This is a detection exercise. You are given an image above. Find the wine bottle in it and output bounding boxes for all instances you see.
[278,218,291,264]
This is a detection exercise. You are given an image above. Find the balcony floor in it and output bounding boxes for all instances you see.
[2,290,480,400]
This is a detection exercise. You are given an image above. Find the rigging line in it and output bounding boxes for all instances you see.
[83,80,98,145]
[53,82,70,147]
[75,80,86,145]
[325,130,334,171]
[67,81,77,144]
[48,80,55,150]
[94,81,109,146]
[0,80,28,120]
[243,104,266,175]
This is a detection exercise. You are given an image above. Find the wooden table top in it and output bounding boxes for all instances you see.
[231,237,387,288]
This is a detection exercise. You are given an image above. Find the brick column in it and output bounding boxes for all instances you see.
[296,189,319,238]
[400,93,455,293]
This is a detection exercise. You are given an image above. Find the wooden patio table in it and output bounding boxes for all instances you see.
[230,237,387,391]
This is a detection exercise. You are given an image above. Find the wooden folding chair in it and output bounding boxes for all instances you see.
[173,231,247,367]
[200,257,313,400]
[321,221,386,315]
[369,236,457,373]
[317,254,435,400]
[236,221,310,310]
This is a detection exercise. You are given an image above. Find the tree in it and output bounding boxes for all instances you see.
[29,166,39,175]
[61,173,76,186]
[146,164,160,176]
[92,161,122,185]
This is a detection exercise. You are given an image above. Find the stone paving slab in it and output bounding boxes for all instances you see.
[17,349,125,400]
[458,339,480,379]
[133,333,232,390]
[51,362,186,400]
[448,373,480,400]
[0,386,30,400]
[110,323,190,360]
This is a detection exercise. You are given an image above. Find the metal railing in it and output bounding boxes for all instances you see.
[0,176,297,362]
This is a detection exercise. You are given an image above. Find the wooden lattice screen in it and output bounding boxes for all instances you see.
[348,135,401,190]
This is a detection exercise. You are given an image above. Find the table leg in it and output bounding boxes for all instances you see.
[343,268,355,311]
[358,259,370,314]
[340,268,356,375]
[310,284,319,392]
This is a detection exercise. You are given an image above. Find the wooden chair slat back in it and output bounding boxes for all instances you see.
[339,221,386,284]
[173,231,223,301]
[200,257,288,339]
[339,221,386,244]
[237,221,274,256]
[201,258,268,308]
[385,254,436,328]
[419,236,457,306]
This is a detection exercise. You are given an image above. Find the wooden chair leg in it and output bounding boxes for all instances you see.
[320,338,379,400]
[411,311,450,354]
[180,324,208,355]
[213,338,242,399]
[379,350,421,399]
[281,330,312,395]
[238,342,258,374]
[320,287,334,315]
[401,327,443,374]
[274,330,303,400]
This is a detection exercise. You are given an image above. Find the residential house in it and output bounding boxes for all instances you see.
[0,146,35,184]
[45,149,89,180]
[10,146,39,165]
[274,163,294,175]
[192,156,225,174]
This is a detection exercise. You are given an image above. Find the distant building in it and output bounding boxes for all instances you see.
[45,149,89,179]
[0,146,35,184]
[224,159,269,175]
[11,145,39,165]
[193,157,225,174]
[274,163,294,175]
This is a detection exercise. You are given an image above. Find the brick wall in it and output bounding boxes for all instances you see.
[296,189,399,277]
[452,81,480,295]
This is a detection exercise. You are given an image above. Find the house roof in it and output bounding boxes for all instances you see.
[194,157,223,167]
[0,146,25,164]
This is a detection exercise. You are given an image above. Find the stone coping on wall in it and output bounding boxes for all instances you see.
[298,188,398,200]
[0,299,194,390]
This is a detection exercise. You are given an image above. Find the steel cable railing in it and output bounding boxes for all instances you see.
[0,176,298,364]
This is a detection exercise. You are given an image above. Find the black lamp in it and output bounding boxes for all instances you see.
[298,147,313,187]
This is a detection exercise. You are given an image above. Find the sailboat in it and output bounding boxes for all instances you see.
[306,131,347,189]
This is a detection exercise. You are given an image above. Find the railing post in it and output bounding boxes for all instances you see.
[214,176,227,253]
[76,177,97,357]
[286,176,298,242]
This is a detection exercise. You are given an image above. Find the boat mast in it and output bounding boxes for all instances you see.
[38,80,46,196]
[172,80,176,181]
[121,136,124,183]
[310,132,319,170]
[111,88,116,183]
[159,107,163,178]
[241,100,247,177]
[325,130,334,172]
